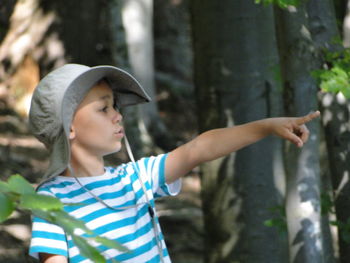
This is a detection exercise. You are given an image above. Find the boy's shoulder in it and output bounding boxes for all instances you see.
[36,162,132,192]
[36,176,76,194]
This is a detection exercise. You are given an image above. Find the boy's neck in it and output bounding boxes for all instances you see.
[63,150,105,178]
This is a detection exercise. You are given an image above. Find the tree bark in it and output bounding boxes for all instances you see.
[153,0,192,91]
[121,0,176,154]
[307,0,350,261]
[342,0,350,47]
[276,3,323,263]
[153,0,196,146]
[190,1,287,262]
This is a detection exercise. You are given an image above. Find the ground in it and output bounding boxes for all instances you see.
[0,108,204,263]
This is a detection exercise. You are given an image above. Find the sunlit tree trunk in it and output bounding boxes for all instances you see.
[276,3,323,262]
[191,1,287,262]
[0,0,56,115]
[121,0,175,155]
[308,0,350,261]
[307,1,340,262]
[343,0,350,47]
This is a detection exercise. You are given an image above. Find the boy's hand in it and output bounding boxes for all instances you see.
[271,111,321,148]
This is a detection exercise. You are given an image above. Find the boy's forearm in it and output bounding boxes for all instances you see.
[191,119,272,163]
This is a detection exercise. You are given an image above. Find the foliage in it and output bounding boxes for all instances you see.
[0,174,128,263]
[312,48,350,99]
[330,218,350,244]
[264,205,287,234]
[255,0,300,9]
[321,192,350,245]
[320,192,335,216]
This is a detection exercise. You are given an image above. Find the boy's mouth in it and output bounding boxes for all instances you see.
[114,128,124,137]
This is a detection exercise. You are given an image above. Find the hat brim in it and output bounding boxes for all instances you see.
[61,65,151,139]
[42,132,70,182]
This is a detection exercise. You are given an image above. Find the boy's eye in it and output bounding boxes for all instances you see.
[101,106,108,112]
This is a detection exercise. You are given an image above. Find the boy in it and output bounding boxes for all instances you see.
[28,64,320,263]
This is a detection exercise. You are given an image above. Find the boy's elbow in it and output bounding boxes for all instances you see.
[185,138,209,166]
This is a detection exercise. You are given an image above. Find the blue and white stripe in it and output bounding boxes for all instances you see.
[29,154,181,263]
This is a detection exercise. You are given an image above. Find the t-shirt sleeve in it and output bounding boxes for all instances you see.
[29,190,68,259]
[136,153,182,198]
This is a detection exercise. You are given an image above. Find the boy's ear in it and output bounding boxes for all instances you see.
[69,125,76,140]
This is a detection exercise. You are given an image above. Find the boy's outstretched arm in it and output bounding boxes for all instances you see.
[165,111,320,184]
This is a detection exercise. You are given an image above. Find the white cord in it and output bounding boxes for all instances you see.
[124,135,165,263]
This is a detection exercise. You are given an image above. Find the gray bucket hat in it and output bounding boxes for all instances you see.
[29,64,151,182]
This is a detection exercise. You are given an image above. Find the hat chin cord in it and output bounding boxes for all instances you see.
[69,135,165,263]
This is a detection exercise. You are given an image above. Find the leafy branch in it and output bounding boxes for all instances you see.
[0,174,128,263]
[255,0,300,9]
[312,48,350,99]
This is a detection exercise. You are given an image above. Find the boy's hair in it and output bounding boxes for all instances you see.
[29,64,150,183]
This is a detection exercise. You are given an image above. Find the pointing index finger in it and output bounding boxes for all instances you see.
[295,111,321,125]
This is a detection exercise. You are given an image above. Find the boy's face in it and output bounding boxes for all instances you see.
[70,81,124,157]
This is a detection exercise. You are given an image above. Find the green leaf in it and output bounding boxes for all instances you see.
[0,192,15,223]
[264,219,275,227]
[341,86,350,99]
[48,210,93,236]
[330,220,341,227]
[7,175,35,195]
[93,236,129,253]
[0,181,11,194]
[31,209,55,222]
[32,209,123,262]
[20,194,63,211]
[72,235,106,263]
[321,192,335,215]
[255,0,300,8]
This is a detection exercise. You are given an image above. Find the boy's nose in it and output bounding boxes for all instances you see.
[112,109,123,124]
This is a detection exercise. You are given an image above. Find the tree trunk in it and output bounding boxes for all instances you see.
[153,0,192,92]
[153,0,196,146]
[190,1,287,262]
[343,0,350,47]
[307,0,350,261]
[276,3,323,262]
[228,3,288,262]
[121,0,176,154]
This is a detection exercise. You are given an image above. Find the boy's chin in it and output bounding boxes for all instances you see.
[103,147,122,156]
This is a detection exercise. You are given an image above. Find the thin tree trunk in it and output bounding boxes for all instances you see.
[276,3,323,263]
[191,1,287,262]
[343,0,350,47]
[153,0,193,92]
[190,2,232,262]
[121,0,176,154]
[228,3,287,262]
[307,0,350,261]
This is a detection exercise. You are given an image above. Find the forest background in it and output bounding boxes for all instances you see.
[1,0,350,262]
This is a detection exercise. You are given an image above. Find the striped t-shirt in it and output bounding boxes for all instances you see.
[29,154,181,263]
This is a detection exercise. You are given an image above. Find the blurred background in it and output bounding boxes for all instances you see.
[1,0,350,262]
